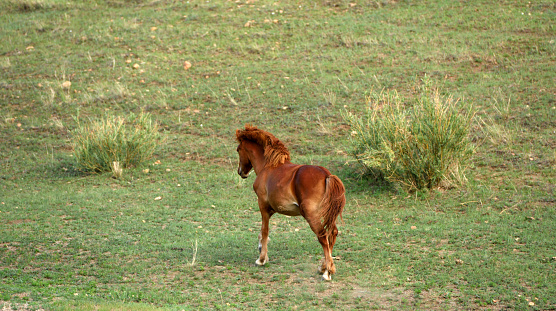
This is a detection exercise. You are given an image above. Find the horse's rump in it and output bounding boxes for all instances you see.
[292,165,345,235]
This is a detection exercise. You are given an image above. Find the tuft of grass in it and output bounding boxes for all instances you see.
[82,82,130,106]
[0,57,10,69]
[477,114,514,148]
[345,80,475,191]
[0,0,58,12]
[71,112,162,173]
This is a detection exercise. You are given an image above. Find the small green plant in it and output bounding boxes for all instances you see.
[344,82,475,191]
[71,112,162,174]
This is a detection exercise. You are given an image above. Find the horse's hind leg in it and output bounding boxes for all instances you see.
[318,234,336,280]
[319,234,335,281]
[306,215,335,280]
[256,202,273,266]
[323,225,339,279]
[328,224,339,255]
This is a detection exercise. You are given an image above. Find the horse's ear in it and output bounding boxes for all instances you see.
[235,129,242,141]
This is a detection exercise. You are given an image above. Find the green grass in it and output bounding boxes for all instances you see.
[1,0,555,310]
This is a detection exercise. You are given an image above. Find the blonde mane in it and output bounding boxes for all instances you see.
[236,125,291,167]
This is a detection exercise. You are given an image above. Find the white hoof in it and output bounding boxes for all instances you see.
[255,258,267,266]
[322,270,332,281]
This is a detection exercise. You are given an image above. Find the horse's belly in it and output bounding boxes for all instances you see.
[273,202,301,216]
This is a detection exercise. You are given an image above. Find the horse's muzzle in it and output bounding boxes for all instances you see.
[238,167,249,179]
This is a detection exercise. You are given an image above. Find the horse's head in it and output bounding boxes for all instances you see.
[236,140,252,179]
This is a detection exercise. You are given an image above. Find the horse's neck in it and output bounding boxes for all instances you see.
[249,144,267,175]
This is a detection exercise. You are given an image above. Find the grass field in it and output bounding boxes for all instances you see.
[1,0,555,310]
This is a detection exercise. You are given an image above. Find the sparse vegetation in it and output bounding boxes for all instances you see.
[0,0,554,310]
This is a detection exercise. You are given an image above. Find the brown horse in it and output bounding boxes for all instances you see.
[235,125,346,280]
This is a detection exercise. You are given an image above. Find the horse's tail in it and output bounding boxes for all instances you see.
[319,175,346,237]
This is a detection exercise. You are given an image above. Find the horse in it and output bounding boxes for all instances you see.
[235,125,346,280]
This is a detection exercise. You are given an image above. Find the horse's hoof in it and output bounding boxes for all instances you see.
[255,259,267,266]
[322,270,332,281]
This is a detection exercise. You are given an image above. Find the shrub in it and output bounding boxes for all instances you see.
[72,112,162,175]
[344,84,475,191]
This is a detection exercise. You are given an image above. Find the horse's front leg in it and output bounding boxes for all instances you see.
[256,201,273,266]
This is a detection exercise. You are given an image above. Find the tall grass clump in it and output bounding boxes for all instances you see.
[72,112,162,175]
[344,83,475,191]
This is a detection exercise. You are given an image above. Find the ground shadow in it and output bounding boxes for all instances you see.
[44,157,91,179]
[338,164,399,196]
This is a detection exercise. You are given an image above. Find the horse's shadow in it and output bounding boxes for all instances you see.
[183,227,321,269]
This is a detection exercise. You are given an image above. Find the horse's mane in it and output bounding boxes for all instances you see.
[236,125,291,167]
